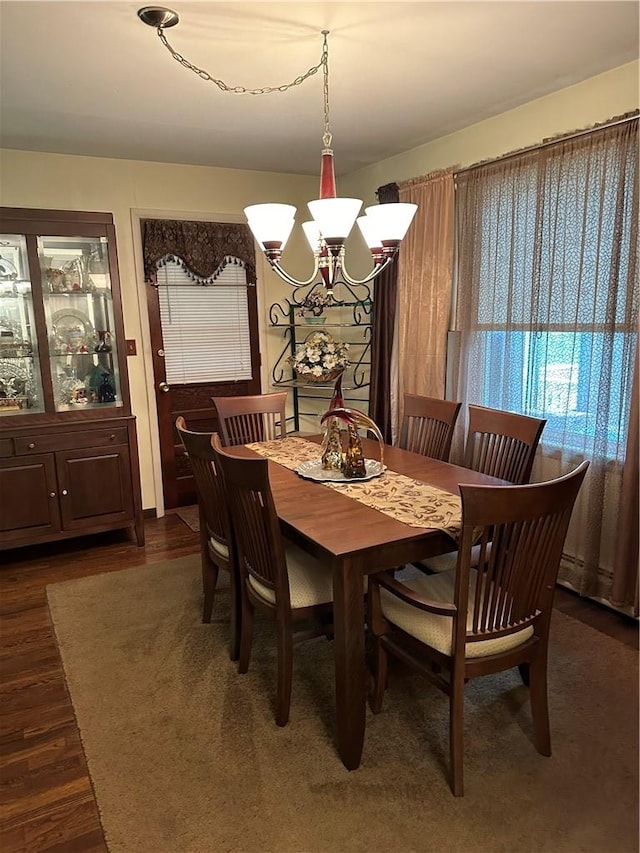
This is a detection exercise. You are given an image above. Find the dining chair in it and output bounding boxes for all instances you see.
[212,391,288,447]
[420,404,547,574]
[212,435,339,727]
[399,394,462,462]
[175,418,240,660]
[463,404,547,485]
[368,460,589,796]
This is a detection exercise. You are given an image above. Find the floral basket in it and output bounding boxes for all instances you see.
[287,330,349,383]
[297,367,344,383]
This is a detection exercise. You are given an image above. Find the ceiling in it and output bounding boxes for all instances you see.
[1,1,638,176]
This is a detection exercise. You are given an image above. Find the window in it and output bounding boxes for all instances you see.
[455,120,638,461]
[157,259,252,384]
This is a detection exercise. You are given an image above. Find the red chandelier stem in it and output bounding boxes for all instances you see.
[319,149,337,199]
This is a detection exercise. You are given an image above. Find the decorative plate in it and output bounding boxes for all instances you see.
[51,309,94,350]
[295,458,386,483]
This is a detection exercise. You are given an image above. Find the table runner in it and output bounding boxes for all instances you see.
[246,436,463,540]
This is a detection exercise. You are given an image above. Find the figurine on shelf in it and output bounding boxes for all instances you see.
[98,373,116,403]
[45,268,68,293]
[72,387,89,405]
[95,331,113,353]
[0,255,18,281]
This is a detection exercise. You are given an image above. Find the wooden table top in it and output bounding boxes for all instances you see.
[234,436,506,569]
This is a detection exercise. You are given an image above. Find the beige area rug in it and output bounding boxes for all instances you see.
[174,505,200,532]
[47,557,639,853]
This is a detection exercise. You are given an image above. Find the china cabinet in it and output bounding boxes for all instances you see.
[0,208,144,549]
[269,282,372,431]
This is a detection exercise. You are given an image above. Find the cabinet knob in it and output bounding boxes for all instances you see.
[28,442,35,449]
[61,489,68,496]
[49,491,56,498]
[110,434,116,441]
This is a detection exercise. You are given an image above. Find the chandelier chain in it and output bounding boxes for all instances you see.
[321,31,332,149]
[156,27,329,98]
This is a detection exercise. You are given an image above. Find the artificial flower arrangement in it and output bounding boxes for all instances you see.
[296,289,334,318]
[287,330,350,380]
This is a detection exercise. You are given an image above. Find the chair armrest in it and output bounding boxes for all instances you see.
[372,572,457,617]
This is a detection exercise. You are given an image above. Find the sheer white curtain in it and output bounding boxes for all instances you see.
[452,117,638,614]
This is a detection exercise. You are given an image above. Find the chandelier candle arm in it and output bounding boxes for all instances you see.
[341,255,395,288]
[270,259,321,289]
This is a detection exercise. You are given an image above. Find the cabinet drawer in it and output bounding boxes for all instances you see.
[14,427,128,455]
[0,438,14,458]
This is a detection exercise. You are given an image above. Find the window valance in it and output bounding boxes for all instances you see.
[142,219,256,284]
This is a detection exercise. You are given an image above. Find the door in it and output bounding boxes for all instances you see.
[147,259,261,508]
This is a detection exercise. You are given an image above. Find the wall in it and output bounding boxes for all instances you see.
[341,61,639,205]
[0,151,316,510]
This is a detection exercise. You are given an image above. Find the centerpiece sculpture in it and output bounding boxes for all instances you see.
[319,377,384,479]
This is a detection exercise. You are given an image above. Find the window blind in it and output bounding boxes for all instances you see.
[157,260,252,384]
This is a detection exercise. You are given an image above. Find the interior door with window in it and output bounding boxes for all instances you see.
[147,258,260,507]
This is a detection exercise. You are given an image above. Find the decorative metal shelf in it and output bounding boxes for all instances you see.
[269,279,373,431]
[270,322,368,329]
[274,379,366,391]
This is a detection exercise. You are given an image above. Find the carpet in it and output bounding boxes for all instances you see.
[46,557,639,853]
[174,505,200,532]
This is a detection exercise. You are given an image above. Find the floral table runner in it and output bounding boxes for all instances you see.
[246,436,463,540]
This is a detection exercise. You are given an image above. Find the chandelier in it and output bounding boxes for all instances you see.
[138,8,417,294]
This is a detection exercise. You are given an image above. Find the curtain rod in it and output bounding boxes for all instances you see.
[454,111,638,177]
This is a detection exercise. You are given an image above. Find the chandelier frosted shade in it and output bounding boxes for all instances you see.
[306,198,363,242]
[356,215,383,250]
[363,203,418,242]
[244,203,296,249]
[302,220,322,252]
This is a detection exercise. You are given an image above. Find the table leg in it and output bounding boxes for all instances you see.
[332,555,366,771]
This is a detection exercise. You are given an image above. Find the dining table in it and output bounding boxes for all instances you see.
[230,434,507,772]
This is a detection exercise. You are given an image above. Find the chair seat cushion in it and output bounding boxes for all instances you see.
[380,569,533,658]
[248,543,334,609]
[418,542,491,574]
[209,536,229,560]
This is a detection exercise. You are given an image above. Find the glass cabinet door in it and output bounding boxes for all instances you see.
[38,235,123,412]
[0,235,45,415]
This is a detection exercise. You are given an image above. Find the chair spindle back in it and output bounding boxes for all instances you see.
[399,395,462,461]
[212,392,288,446]
[464,404,546,484]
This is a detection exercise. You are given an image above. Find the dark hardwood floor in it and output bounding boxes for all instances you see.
[1,515,637,852]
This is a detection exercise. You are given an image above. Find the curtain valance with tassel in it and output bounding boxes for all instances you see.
[142,219,256,284]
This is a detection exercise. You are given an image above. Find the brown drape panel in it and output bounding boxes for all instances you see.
[142,219,256,284]
[369,182,399,442]
[612,359,639,615]
[396,170,455,433]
